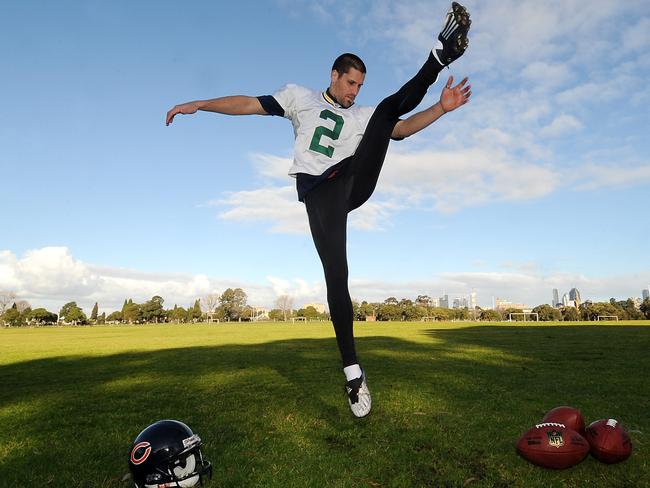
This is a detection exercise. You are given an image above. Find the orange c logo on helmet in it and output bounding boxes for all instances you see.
[131,441,152,465]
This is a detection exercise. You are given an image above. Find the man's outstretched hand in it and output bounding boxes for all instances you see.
[440,76,471,113]
[166,102,199,126]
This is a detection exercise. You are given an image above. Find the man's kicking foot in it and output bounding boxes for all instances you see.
[344,367,372,418]
[432,2,471,67]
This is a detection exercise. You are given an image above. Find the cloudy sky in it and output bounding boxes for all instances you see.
[2,0,649,314]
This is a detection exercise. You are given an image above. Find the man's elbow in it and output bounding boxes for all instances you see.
[391,123,409,141]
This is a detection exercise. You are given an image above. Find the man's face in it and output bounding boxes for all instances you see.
[329,68,365,108]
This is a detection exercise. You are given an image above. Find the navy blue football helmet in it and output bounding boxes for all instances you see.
[128,420,212,487]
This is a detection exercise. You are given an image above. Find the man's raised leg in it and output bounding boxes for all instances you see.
[348,2,471,211]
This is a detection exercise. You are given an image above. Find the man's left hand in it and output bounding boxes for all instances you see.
[440,76,471,113]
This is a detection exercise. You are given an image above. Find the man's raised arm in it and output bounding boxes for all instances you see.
[391,76,471,139]
[166,96,267,126]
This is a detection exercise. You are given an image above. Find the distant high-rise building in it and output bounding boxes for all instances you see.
[470,289,477,309]
[569,288,581,307]
[431,297,441,308]
[440,294,449,309]
[643,289,650,301]
[562,293,570,306]
[552,289,559,307]
[452,298,461,309]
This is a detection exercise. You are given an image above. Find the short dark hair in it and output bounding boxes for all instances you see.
[332,53,366,75]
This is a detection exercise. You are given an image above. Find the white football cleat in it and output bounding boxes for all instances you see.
[345,370,372,418]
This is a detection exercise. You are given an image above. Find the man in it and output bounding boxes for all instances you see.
[166,2,472,418]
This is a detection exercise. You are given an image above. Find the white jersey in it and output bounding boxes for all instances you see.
[270,84,375,177]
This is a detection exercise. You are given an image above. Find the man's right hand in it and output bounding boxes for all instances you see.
[166,102,199,126]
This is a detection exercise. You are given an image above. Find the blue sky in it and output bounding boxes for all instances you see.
[1,0,649,314]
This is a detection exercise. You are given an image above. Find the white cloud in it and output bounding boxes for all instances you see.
[623,17,650,51]
[213,142,562,229]
[211,179,406,235]
[0,250,20,289]
[14,247,99,296]
[349,199,402,231]
[539,114,583,137]
[554,72,640,107]
[266,275,324,304]
[0,247,307,314]
[574,162,650,190]
[1,247,100,303]
[211,153,407,234]
[521,62,572,89]
[519,101,551,121]
[377,145,560,213]
[350,268,649,309]
[302,0,635,74]
[499,261,540,273]
[213,185,309,234]
[1,247,647,313]
[212,145,648,231]
[250,152,293,181]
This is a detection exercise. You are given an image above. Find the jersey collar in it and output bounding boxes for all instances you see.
[322,88,353,109]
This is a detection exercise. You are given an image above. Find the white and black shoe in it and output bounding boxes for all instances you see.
[345,370,372,418]
[432,2,471,67]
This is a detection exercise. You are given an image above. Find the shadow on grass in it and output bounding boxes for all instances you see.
[0,326,648,487]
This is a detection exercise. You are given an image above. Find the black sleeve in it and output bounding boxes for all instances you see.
[257,95,285,117]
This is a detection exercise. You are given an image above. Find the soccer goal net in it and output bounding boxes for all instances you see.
[597,315,619,321]
[508,312,539,322]
[291,317,307,323]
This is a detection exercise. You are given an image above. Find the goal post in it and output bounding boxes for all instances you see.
[508,312,539,322]
[597,315,619,321]
[291,317,307,323]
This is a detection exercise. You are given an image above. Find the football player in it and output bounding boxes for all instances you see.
[166,3,472,418]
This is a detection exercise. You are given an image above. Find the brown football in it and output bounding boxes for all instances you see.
[585,419,633,464]
[516,422,590,469]
[542,406,586,436]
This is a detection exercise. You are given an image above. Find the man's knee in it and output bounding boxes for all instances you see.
[324,266,348,288]
[375,94,401,118]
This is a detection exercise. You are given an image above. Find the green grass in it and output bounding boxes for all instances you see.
[1,321,649,487]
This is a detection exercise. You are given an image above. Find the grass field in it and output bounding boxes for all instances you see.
[1,321,649,487]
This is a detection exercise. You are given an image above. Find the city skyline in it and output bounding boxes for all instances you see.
[2,271,648,316]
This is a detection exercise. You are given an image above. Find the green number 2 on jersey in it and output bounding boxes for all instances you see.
[309,109,344,158]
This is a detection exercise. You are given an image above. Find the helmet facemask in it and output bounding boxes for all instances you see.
[142,442,212,488]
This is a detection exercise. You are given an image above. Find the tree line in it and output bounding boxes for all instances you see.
[353,296,650,322]
[0,288,328,327]
[1,289,649,327]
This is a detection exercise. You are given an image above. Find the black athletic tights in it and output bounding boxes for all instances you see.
[304,54,442,367]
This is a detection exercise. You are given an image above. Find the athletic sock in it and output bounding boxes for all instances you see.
[344,363,363,381]
[425,51,445,83]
